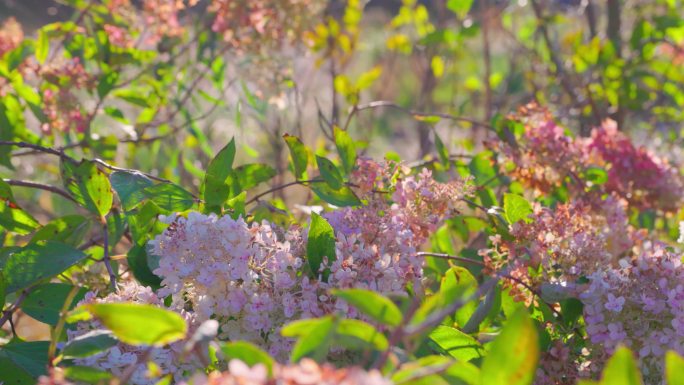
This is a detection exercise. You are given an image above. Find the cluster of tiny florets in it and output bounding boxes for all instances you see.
[580,243,684,383]
[208,0,323,52]
[148,159,470,358]
[39,58,95,134]
[480,196,634,303]
[67,281,195,385]
[492,104,684,211]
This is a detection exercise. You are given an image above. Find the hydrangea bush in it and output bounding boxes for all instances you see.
[1,2,684,385]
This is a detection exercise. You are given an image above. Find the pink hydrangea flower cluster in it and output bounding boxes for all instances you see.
[150,213,305,358]
[67,281,196,385]
[534,340,591,385]
[0,17,23,57]
[208,0,322,52]
[183,359,392,385]
[149,159,471,358]
[584,120,683,211]
[492,104,684,211]
[39,58,95,134]
[479,196,635,303]
[580,243,684,383]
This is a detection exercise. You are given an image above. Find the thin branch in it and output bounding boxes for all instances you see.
[245,179,318,205]
[102,221,117,292]
[0,289,32,331]
[416,251,486,267]
[3,179,76,203]
[482,0,493,122]
[351,101,493,129]
[404,277,500,337]
[0,141,68,158]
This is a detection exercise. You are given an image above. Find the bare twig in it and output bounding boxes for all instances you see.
[0,289,32,331]
[350,101,493,130]
[102,221,117,291]
[416,251,486,267]
[3,179,76,203]
[245,179,319,205]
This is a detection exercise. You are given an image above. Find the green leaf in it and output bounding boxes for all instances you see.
[284,316,335,362]
[36,29,49,64]
[306,213,336,280]
[21,283,86,325]
[280,318,325,337]
[283,134,308,179]
[61,160,113,217]
[666,351,684,385]
[97,70,119,99]
[583,166,608,185]
[393,355,478,385]
[110,171,153,211]
[503,193,533,224]
[0,271,6,308]
[113,88,150,108]
[333,127,356,175]
[202,139,236,211]
[62,330,118,359]
[316,156,344,190]
[334,319,388,351]
[0,180,40,235]
[84,303,187,347]
[447,0,474,17]
[0,356,35,385]
[0,341,49,381]
[434,132,449,166]
[127,245,162,289]
[468,152,496,185]
[356,66,382,89]
[226,191,246,219]
[0,241,87,293]
[595,346,642,385]
[480,309,539,385]
[332,288,402,327]
[428,326,483,362]
[31,215,90,246]
[63,366,113,383]
[311,183,361,207]
[143,183,195,213]
[411,267,477,327]
[233,163,276,192]
[126,201,161,245]
[220,341,274,376]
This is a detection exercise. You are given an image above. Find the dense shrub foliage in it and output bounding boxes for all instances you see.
[1,1,684,385]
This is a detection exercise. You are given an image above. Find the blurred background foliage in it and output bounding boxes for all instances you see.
[1,0,684,231]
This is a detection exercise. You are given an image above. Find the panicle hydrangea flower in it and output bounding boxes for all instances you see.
[149,213,306,358]
[479,196,635,303]
[580,243,684,383]
[149,158,471,357]
[491,104,684,211]
[583,120,684,211]
[490,106,584,195]
[39,58,95,134]
[104,24,134,48]
[208,0,323,52]
[0,17,23,57]
[182,358,392,385]
[534,341,592,385]
[67,281,195,385]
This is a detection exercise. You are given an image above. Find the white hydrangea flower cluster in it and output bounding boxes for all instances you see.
[580,242,684,383]
[147,162,471,358]
[67,281,195,385]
